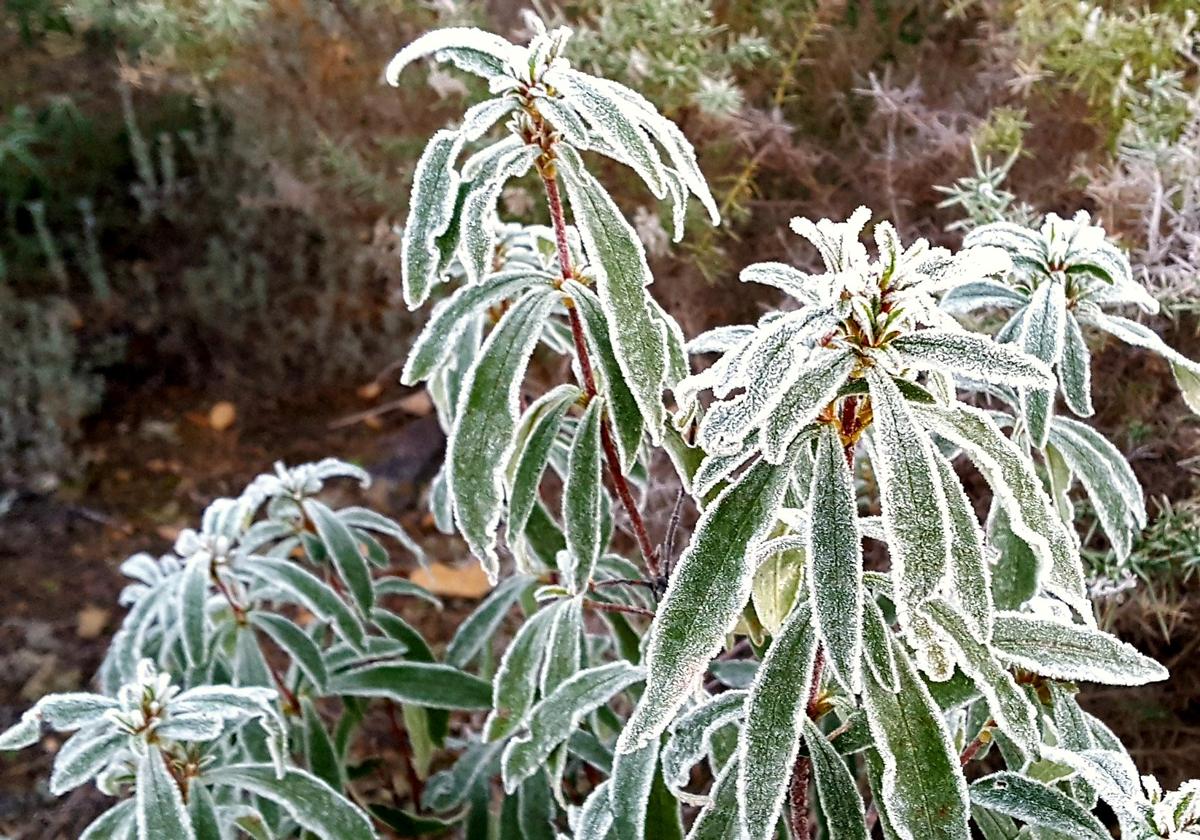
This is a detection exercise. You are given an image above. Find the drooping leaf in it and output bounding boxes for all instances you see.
[247,557,365,650]
[931,454,992,639]
[250,612,328,693]
[610,737,660,840]
[446,574,531,668]
[1058,312,1094,416]
[49,723,125,795]
[990,612,1167,686]
[207,764,377,840]
[661,690,746,795]
[970,772,1108,840]
[506,384,579,543]
[304,499,375,617]
[686,756,741,840]
[401,130,467,308]
[762,348,856,463]
[484,603,558,741]
[562,398,605,594]
[384,28,523,84]
[1081,310,1200,415]
[802,717,868,840]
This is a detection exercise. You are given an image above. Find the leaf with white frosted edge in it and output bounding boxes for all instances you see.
[737,601,819,840]
[808,424,864,692]
[912,401,1088,616]
[459,145,539,283]
[762,348,856,463]
[484,604,558,741]
[739,262,819,303]
[963,222,1045,271]
[403,270,556,385]
[178,552,210,668]
[534,94,590,148]
[303,499,374,617]
[610,736,660,840]
[751,540,805,637]
[687,325,756,356]
[248,557,365,649]
[339,507,425,566]
[649,294,690,388]
[699,318,812,455]
[506,385,578,543]
[330,661,493,709]
[939,281,1029,314]
[446,574,531,669]
[692,438,757,501]
[80,799,135,840]
[686,755,740,840]
[619,450,798,755]
[385,27,523,84]
[250,612,328,692]
[572,780,615,838]
[863,597,899,692]
[970,772,1108,840]
[554,70,667,198]
[925,599,1038,751]
[931,454,993,639]
[565,280,644,468]
[401,130,467,309]
[34,693,119,731]
[138,749,195,840]
[790,207,871,272]
[866,368,951,634]
[540,594,584,696]
[1018,280,1066,446]
[502,661,646,792]
[662,691,746,795]
[0,711,41,750]
[448,287,559,581]
[990,612,1166,686]
[1039,747,1153,834]
[207,764,377,840]
[562,398,605,594]
[1080,310,1200,414]
[557,146,668,440]
[1048,416,1145,560]
[890,330,1053,388]
[1059,313,1094,416]
[802,717,869,840]
[861,639,970,840]
[49,723,124,795]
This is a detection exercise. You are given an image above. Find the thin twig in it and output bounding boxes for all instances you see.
[582,598,656,619]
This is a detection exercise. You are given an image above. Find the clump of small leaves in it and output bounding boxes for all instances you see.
[5,17,1200,840]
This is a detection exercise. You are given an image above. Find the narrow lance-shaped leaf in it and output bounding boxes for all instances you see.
[990,612,1167,686]
[540,594,583,695]
[931,454,993,639]
[385,28,523,84]
[445,573,530,669]
[138,749,195,840]
[738,601,819,840]
[970,772,1109,840]
[802,717,869,840]
[1080,310,1200,414]
[179,552,210,668]
[250,612,328,692]
[763,348,856,464]
[506,384,579,542]
[1059,312,1094,416]
[890,330,1052,388]
[807,424,864,692]
[1018,279,1066,446]
[246,557,365,650]
[49,724,125,796]
[562,397,605,593]
[304,499,374,617]
[484,603,558,741]
[687,756,741,840]
[610,737,660,840]
[557,144,667,440]
[401,130,466,308]
[661,690,746,795]
[861,638,970,840]
[863,596,900,692]
[448,287,559,582]
[619,449,797,754]
[207,764,378,840]
[329,662,493,709]
[460,144,540,283]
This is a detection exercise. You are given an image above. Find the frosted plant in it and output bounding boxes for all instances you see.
[5,18,1196,840]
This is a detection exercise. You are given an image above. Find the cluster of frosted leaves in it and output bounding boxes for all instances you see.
[0,659,374,840]
[943,210,1200,444]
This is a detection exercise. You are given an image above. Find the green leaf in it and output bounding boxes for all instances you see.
[247,557,365,650]
[862,598,899,692]
[737,600,819,840]
[565,280,645,469]
[990,612,1167,686]
[540,595,584,695]
[687,757,740,840]
[303,500,374,617]
[1058,313,1094,416]
[302,697,343,792]
[460,145,541,282]
[502,661,645,792]
[485,603,558,741]
[446,574,531,669]
[250,612,328,692]
[610,737,660,840]
[762,348,856,463]
[207,764,377,840]
[890,330,1052,388]
[137,749,195,840]
[329,662,493,709]
[661,690,746,794]
[931,454,992,639]
[620,450,797,754]
[970,772,1108,840]
[1018,279,1066,446]
[558,145,667,440]
[646,756,685,840]
[750,540,804,637]
[49,723,124,795]
[803,717,868,840]
[187,785,221,840]
[179,553,209,668]
[80,799,135,840]
[369,804,459,836]
[401,129,467,308]
[448,286,559,581]
[808,424,864,692]
[506,384,579,543]
[384,28,523,84]
[563,397,605,594]
[1082,310,1200,415]
[861,639,970,840]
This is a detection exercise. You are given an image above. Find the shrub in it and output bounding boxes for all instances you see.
[4,18,1200,839]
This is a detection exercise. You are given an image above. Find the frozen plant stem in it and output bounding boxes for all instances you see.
[539,162,661,580]
[789,646,826,839]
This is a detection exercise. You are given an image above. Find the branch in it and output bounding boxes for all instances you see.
[789,645,826,839]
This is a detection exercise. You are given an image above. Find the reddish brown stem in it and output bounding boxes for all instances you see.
[789,646,826,839]
[539,162,661,580]
[960,721,994,767]
[583,598,656,619]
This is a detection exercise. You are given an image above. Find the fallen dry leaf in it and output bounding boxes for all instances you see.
[209,401,237,431]
[410,561,492,600]
[77,605,111,640]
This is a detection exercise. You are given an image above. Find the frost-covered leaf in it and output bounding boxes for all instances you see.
[990,612,1167,686]
[460,144,540,282]
[807,425,863,692]
[402,270,556,385]
[970,772,1108,840]
[863,597,899,692]
[890,330,1052,388]
[931,454,992,639]
[661,690,746,795]
[1059,313,1093,417]
[762,348,856,463]
[448,286,559,581]
[138,749,194,840]
[610,737,660,840]
[686,756,740,839]
[506,384,579,543]
[562,397,605,594]
[1038,747,1153,834]
[751,540,804,637]
[207,764,377,840]
[557,145,667,439]
[484,603,558,741]
[250,612,327,692]
[502,661,645,791]
[304,499,374,617]
[913,401,1087,614]
[0,712,41,750]
[619,450,797,754]
[565,280,644,468]
[385,28,523,84]
[49,723,124,795]
[1018,280,1066,447]
[539,594,583,696]
[867,369,950,635]
[247,557,365,650]
[739,262,818,302]
[179,553,210,668]
[446,574,530,668]
[330,662,493,709]
[401,130,467,309]
[925,599,1038,751]
[34,693,118,731]
[803,717,868,840]
[1081,310,1200,414]
[861,638,970,840]
[939,281,1029,314]
[738,601,818,840]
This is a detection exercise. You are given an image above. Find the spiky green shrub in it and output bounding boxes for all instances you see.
[6,19,1200,840]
